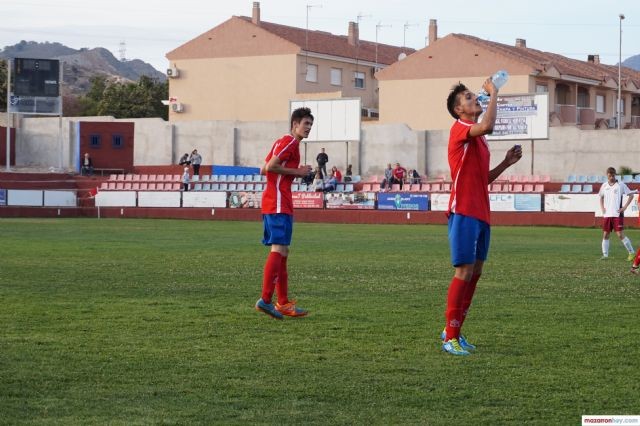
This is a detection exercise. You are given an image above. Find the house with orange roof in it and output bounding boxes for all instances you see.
[376,21,640,131]
[165,2,414,122]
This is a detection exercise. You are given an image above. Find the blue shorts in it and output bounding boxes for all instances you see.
[262,214,293,246]
[448,213,491,266]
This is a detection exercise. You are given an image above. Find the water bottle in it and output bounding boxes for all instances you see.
[477,70,509,102]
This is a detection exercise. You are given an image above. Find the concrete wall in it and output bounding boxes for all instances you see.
[9,114,640,180]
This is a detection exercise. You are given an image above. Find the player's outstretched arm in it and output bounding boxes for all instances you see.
[488,145,523,183]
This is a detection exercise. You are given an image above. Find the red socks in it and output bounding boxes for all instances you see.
[444,277,467,341]
[445,274,481,340]
[261,252,283,304]
[260,252,289,305]
[460,274,481,327]
[634,248,640,267]
[276,256,289,305]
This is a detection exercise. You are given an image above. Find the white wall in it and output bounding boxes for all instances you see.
[10,114,640,180]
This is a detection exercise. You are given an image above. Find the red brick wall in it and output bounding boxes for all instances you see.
[79,122,134,172]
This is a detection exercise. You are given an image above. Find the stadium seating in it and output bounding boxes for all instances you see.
[567,175,577,183]
[534,184,544,192]
[512,184,523,192]
[490,183,502,192]
[622,175,633,183]
[362,184,371,192]
[391,184,401,192]
[191,175,200,182]
[559,184,570,192]
[570,184,582,193]
[582,184,593,193]
[523,184,534,192]
[635,175,640,183]
[577,175,587,183]
[442,183,451,192]
[587,175,599,183]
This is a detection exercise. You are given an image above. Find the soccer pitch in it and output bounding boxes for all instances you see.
[1,218,638,425]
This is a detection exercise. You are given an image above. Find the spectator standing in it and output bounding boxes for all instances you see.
[189,149,202,176]
[440,79,522,356]
[255,107,314,319]
[598,166,635,260]
[81,153,94,176]
[178,153,191,166]
[391,162,407,189]
[381,163,393,191]
[316,148,329,177]
[409,169,421,184]
[181,167,190,191]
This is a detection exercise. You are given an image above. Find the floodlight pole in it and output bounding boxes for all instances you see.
[617,13,624,130]
[5,59,11,171]
[58,61,64,169]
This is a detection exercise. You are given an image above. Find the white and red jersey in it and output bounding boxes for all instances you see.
[599,180,633,217]
[447,119,491,224]
[261,134,300,215]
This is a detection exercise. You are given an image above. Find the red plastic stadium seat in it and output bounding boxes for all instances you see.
[116,174,125,181]
[409,184,421,192]
[148,183,157,191]
[490,183,502,192]
[99,182,109,190]
[430,183,442,192]
[523,184,534,192]
[139,183,148,190]
[107,182,116,190]
[109,174,117,181]
[421,183,430,192]
[511,184,523,192]
[123,182,132,190]
[132,183,140,190]
[116,182,124,190]
[132,174,140,181]
[148,174,157,182]
[391,184,401,192]
[362,183,372,192]
[371,183,381,192]
[534,184,544,192]
[442,183,451,192]
[124,174,133,181]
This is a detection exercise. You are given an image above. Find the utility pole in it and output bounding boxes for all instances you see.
[375,22,392,67]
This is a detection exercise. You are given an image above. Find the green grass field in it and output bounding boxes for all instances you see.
[1,218,638,425]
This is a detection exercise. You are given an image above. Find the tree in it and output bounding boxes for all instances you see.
[78,75,168,120]
[0,60,7,111]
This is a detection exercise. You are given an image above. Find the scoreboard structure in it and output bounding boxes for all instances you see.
[9,58,62,115]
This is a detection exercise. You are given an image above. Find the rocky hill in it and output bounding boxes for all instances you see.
[622,54,640,72]
[0,41,166,96]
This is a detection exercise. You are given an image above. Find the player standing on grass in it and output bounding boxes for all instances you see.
[598,167,635,261]
[441,78,522,356]
[255,107,314,319]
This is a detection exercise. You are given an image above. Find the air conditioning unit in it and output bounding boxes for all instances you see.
[171,103,184,113]
[361,107,379,118]
[167,67,180,78]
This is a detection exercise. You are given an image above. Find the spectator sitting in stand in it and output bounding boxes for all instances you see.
[331,166,342,182]
[312,167,325,192]
[323,175,337,192]
[408,168,421,184]
[391,162,407,190]
[178,153,191,166]
[344,164,353,182]
[381,163,393,191]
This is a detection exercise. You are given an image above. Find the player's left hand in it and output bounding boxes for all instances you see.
[505,145,523,165]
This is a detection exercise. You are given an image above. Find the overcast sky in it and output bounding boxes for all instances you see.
[1,0,638,71]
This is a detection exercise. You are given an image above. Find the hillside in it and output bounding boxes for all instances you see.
[0,41,166,96]
[622,54,640,71]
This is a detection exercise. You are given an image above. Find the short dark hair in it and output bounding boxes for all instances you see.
[606,167,616,175]
[290,107,314,129]
[446,83,468,119]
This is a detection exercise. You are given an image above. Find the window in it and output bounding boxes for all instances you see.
[89,134,101,147]
[535,84,548,93]
[112,134,124,149]
[596,95,605,113]
[577,87,589,108]
[330,68,342,86]
[305,64,318,83]
[354,71,365,89]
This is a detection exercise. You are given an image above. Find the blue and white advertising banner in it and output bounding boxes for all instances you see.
[0,189,6,206]
[490,193,542,212]
[378,193,429,211]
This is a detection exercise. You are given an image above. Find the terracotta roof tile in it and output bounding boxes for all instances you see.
[238,16,414,65]
[453,34,640,86]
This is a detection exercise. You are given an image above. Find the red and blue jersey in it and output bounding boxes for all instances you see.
[261,134,300,215]
[447,119,491,224]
